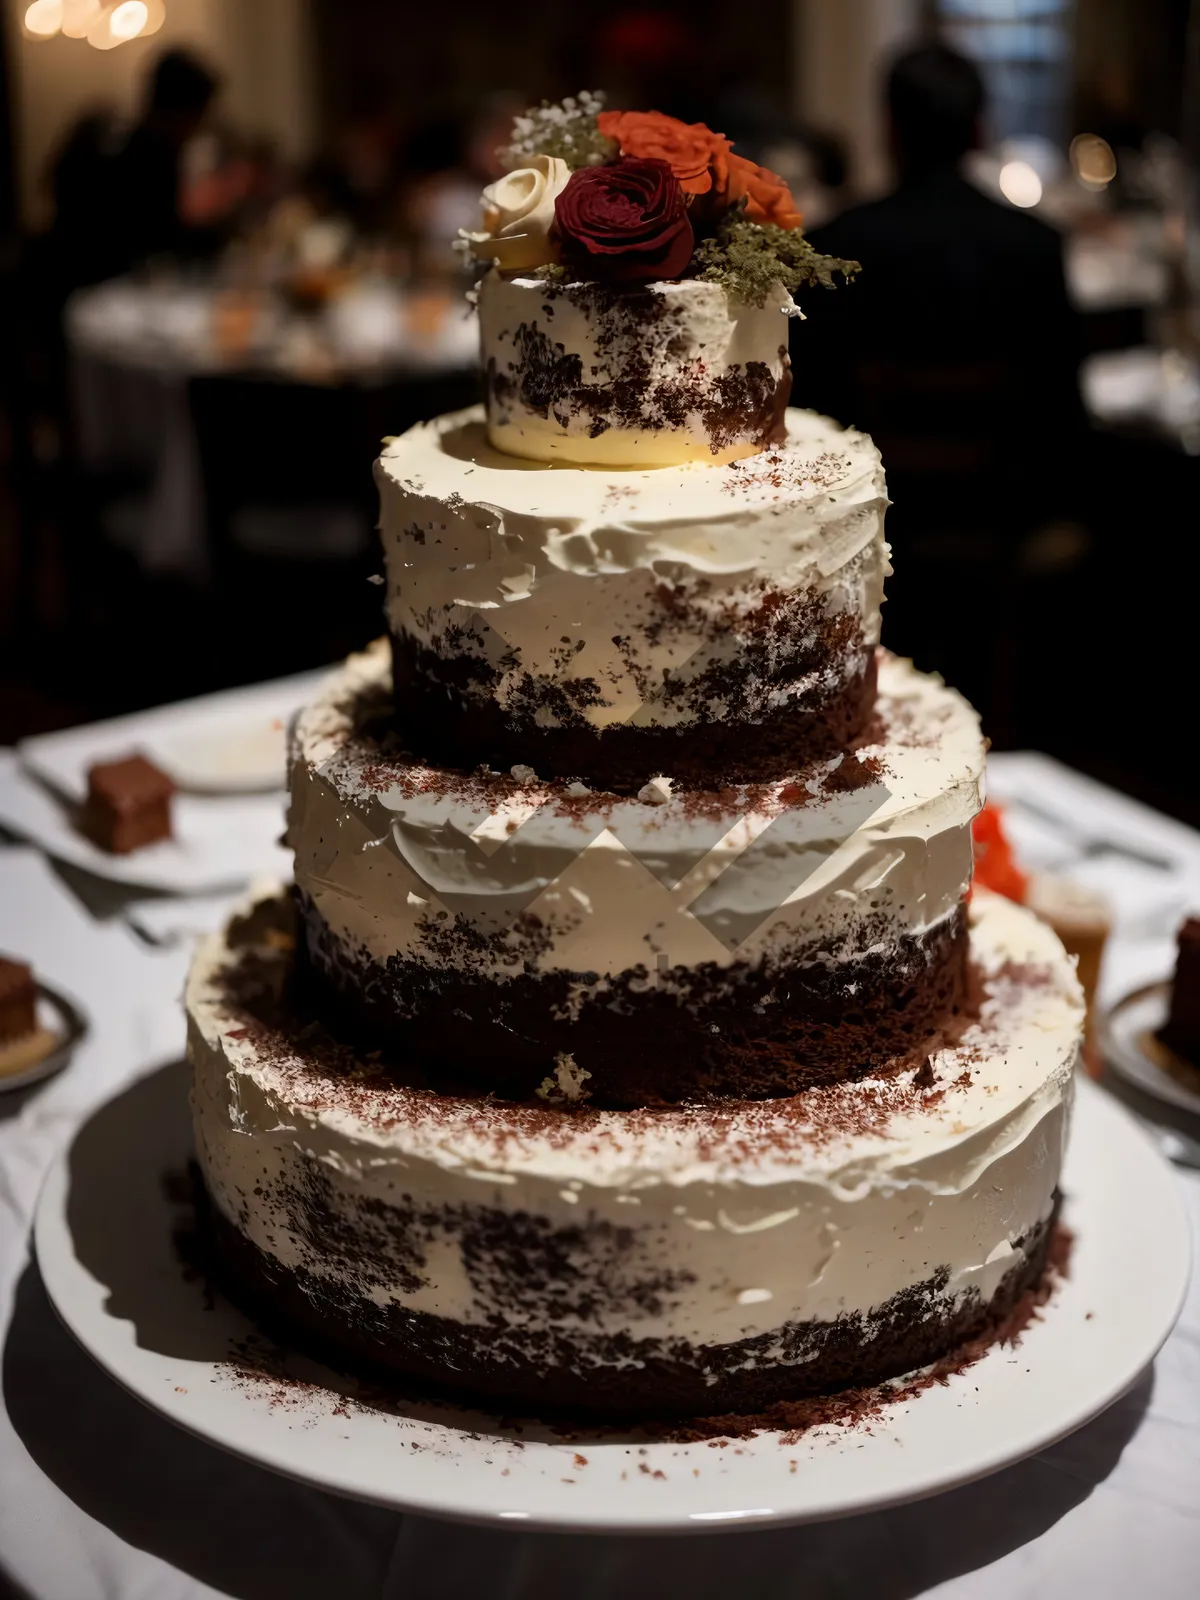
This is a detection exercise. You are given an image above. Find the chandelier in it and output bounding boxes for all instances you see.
[22,1,167,48]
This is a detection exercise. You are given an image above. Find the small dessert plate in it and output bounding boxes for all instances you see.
[147,719,290,795]
[1103,982,1200,1117]
[0,982,89,1094]
[17,667,330,799]
[0,753,291,895]
[34,1071,1191,1531]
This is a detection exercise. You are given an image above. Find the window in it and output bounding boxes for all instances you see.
[938,0,1074,144]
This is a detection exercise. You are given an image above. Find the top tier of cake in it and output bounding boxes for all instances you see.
[478,271,795,467]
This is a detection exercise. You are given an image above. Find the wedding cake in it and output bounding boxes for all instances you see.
[187,96,1083,1420]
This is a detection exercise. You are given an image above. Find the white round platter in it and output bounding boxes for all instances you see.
[33,1066,1190,1534]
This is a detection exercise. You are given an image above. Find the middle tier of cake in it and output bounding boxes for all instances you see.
[288,643,985,1106]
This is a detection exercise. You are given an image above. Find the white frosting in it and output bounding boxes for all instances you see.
[478,272,795,466]
[189,889,1081,1350]
[376,404,888,732]
[287,643,985,980]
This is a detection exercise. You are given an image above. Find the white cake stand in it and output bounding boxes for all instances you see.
[33,1064,1190,1534]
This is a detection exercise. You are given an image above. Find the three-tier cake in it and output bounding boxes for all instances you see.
[187,97,1083,1421]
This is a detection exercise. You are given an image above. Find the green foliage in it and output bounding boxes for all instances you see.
[691,217,860,307]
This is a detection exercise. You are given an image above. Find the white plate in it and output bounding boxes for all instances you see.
[0,982,88,1094]
[34,1069,1190,1533]
[1104,982,1200,1117]
[0,752,290,895]
[18,668,330,797]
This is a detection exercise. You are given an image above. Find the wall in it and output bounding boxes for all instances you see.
[793,0,923,197]
[5,0,317,227]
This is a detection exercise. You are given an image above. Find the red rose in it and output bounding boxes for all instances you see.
[554,157,694,283]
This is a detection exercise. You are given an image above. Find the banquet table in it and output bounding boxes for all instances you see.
[1065,227,1168,317]
[1,700,1198,1599]
[1081,346,1200,455]
[65,277,479,581]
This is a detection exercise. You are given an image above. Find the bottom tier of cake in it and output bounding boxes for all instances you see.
[187,889,1082,1421]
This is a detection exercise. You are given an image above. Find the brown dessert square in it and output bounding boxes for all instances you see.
[0,956,37,1044]
[80,754,175,854]
[1160,916,1200,1064]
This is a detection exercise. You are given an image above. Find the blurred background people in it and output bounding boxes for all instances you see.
[47,48,225,295]
[794,43,1086,727]
[755,123,850,229]
[306,71,403,240]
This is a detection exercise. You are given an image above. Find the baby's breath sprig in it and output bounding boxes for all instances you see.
[501,91,617,172]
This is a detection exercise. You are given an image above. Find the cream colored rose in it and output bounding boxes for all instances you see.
[461,155,570,271]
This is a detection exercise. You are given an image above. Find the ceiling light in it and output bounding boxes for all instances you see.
[1070,134,1117,190]
[110,1,149,39]
[24,0,64,37]
[61,0,101,37]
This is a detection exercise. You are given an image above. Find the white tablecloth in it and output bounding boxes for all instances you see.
[65,277,480,584]
[2,746,1199,1599]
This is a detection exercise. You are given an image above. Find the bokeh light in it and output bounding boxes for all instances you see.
[1070,133,1118,189]
[110,0,149,39]
[23,0,64,37]
[998,161,1044,208]
[141,0,166,37]
[61,0,102,38]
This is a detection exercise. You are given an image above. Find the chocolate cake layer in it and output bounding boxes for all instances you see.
[207,1194,1056,1421]
[390,631,879,791]
[297,893,970,1106]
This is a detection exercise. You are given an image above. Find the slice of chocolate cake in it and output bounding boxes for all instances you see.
[0,955,60,1082]
[80,754,175,854]
[0,957,36,1044]
[1160,917,1200,1063]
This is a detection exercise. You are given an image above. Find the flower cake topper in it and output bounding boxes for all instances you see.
[462,92,857,304]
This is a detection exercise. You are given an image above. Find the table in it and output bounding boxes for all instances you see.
[1,720,1198,1599]
[66,277,480,383]
[1081,346,1200,456]
[65,277,479,580]
[1065,228,1168,317]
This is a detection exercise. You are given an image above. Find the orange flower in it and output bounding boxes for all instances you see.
[597,109,731,197]
[726,152,803,230]
[970,803,1029,902]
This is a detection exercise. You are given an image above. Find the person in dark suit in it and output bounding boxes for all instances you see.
[43,47,221,299]
[793,44,1086,724]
